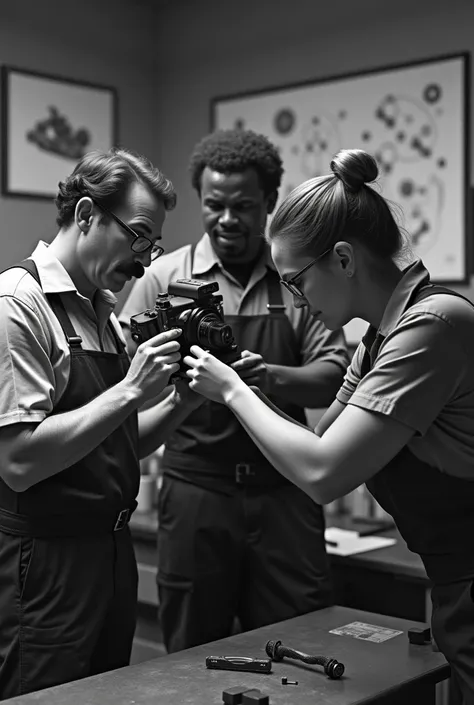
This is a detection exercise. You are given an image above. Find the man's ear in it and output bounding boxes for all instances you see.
[75,197,94,233]
[266,190,278,215]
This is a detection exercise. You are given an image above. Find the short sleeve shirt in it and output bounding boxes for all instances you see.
[119,233,350,372]
[0,241,126,429]
[336,259,474,479]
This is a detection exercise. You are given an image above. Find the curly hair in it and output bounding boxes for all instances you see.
[189,129,284,197]
[55,147,177,229]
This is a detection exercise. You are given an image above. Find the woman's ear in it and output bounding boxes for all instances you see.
[333,241,355,276]
[75,197,94,233]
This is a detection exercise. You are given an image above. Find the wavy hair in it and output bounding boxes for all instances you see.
[55,147,176,228]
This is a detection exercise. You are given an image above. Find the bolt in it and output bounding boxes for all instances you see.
[281,677,298,685]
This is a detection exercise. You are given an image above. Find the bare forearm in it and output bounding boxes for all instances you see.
[268,360,345,408]
[250,387,309,430]
[226,384,325,502]
[138,391,200,458]
[6,380,140,491]
[314,399,347,437]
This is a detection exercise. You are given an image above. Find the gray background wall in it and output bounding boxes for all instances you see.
[155,0,474,303]
[0,0,473,310]
[0,0,161,308]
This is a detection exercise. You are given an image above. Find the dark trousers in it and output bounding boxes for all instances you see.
[431,579,474,705]
[157,477,333,653]
[0,527,138,700]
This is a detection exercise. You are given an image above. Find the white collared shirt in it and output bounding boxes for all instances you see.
[0,241,126,427]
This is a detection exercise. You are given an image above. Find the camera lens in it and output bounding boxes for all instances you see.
[197,315,233,349]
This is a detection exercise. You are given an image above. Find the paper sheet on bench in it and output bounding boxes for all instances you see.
[325,527,396,556]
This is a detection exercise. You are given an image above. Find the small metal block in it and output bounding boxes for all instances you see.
[408,626,431,645]
[222,686,251,704]
[242,689,269,705]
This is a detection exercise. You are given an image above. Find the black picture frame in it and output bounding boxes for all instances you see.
[1,65,119,200]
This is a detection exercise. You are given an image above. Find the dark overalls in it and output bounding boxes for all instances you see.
[0,261,140,700]
[158,248,332,652]
[363,283,474,705]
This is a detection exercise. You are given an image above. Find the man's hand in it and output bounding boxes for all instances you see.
[172,375,207,411]
[124,329,181,403]
[231,350,272,394]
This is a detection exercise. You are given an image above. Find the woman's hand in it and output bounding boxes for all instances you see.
[183,346,245,404]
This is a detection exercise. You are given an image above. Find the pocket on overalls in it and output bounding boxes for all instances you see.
[18,537,36,601]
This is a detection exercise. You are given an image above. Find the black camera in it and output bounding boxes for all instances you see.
[129,279,240,377]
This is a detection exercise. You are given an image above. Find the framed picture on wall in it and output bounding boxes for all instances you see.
[1,66,118,200]
[212,53,470,304]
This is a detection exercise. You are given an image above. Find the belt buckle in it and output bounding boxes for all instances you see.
[114,508,130,531]
[235,463,255,484]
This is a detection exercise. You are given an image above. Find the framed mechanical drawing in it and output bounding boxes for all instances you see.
[2,66,118,200]
[212,53,470,288]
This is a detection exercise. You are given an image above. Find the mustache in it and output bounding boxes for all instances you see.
[119,262,145,279]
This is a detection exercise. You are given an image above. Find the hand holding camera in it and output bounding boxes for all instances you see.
[129,278,240,379]
[129,278,245,405]
[124,328,182,404]
[231,350,272,394]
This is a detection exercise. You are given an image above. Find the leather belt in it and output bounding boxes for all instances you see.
[0,506,134,537]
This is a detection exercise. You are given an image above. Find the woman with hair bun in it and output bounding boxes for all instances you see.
[185,148,474,701]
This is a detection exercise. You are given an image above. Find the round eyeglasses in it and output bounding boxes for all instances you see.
[93,200,164,261]
[280,248,332,297]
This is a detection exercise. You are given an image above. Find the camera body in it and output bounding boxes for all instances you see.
[129,278,240,377]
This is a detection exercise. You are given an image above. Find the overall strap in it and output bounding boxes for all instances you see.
[189,242,285,313]
[4,260,83,349]
[48,293,124,354]
[413,283,474,308]
[47,294,125,354]
[190,242,197,272]
[106,319,127,354]
[6,259,42,285]
[7,259,123,352]
[266,268,286,313]
[45,295,84,349]
[360,328,384,378]
[361,283,474,378]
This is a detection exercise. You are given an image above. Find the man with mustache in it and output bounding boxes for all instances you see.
[120,129,350,652]
[0,148,203,698]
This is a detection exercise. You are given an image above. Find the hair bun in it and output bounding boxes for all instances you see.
[330,149,378,192]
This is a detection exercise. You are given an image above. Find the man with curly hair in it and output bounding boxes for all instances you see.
[0,148,204,698]
[120,129,350,652]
